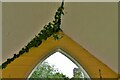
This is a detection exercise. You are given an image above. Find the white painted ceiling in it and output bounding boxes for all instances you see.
[2,2,118,73]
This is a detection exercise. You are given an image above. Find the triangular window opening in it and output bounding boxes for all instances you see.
[28,49,90,79]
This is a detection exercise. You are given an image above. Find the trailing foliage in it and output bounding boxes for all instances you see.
[53,34,62,40]
[1,1,64,69]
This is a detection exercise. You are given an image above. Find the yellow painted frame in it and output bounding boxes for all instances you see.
[2,32,118,78]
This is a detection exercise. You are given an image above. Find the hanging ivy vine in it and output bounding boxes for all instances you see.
[2,2,64,69]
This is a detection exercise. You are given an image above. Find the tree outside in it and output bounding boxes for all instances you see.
[29,61,84,80]
[29,61,69,80]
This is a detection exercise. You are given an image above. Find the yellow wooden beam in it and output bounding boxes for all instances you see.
[2,32,118,79]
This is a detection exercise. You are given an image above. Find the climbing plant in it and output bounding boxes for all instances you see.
[2,2,64,69]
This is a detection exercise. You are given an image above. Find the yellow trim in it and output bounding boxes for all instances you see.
[2,32,118,78]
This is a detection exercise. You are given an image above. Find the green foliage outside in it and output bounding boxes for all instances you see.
[29,61,86,80]
[29,62,69,80]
